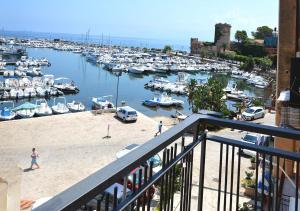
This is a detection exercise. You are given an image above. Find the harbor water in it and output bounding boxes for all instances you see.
[1,47,269,117]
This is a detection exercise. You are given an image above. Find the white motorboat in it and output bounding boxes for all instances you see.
[35,99,52,116]
[112,64,127,72]
[10,88,24,99]
[13,102,38,118]
[67,101,85,112]
[36,87,46,97]
[128,66,145,74]
[43,75,55,86]
[92,96,115,110]
[0,101,16,121]
[52,97,69,114]
[143,93,184,107]
[53,78,79,94]
[24,87,37,98]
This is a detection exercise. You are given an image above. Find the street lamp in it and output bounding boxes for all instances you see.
[115,71,122,110]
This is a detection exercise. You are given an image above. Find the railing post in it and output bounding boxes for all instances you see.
[197,128,207,211]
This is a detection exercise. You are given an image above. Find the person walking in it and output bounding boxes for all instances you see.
[30,148,40,169]
[155,121,163,136]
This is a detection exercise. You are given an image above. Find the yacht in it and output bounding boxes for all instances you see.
[35,99,53,117]
[128,66,145,74]
[52,97,69,114]
[53,78,79,94]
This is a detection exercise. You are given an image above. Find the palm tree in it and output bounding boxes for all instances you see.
[187,79,197,112]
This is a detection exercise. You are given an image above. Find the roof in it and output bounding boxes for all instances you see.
[119,106,137,112]
[249,106,264,110]
[105,183,130,199]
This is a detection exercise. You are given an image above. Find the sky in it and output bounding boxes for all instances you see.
[0,0,279,45]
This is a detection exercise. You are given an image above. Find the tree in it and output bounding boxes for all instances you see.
[255,57,272,71]
[235,30,248,43]
[252,26,273,39]
[187,77,228,115]
[163,45,172,53]
[187,79,198,112]
[240,56,255,71]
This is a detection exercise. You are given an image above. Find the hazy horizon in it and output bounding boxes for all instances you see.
[1,0,279,44]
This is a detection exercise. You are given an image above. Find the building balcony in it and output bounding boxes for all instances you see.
[33,114,300,211]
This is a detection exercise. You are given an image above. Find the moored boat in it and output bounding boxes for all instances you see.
[35,99,53,116]
[0,101,16,121]
[52,97,69,114]
[67,101,85,112]
[13,102,38,118]
[92,96,115,110]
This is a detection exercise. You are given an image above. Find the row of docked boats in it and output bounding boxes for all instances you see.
[103,62,235,75]
[231,70,270,89]
[12,38,237,75]
[0,97,85,121]
[144,73,190,95]
[142,93,184,107]
[0,77,79,100]
[0,94,121,121]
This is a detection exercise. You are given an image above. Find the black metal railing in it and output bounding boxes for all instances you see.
[33,114,300,211]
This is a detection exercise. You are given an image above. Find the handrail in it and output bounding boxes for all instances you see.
[33,114,300,211]
[33,114,202,211]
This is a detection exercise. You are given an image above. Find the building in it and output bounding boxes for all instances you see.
[264,29,278,56]
[190,38,203,55]
[214,23,231,51]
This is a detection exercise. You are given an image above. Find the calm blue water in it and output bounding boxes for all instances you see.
[3,31,189,51]
[1,47,268,117]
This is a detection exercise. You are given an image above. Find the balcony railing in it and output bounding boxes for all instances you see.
[33,114,300,211]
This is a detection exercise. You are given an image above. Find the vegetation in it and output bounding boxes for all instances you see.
[219,52,273,72]
[240,56,254,71]
[251,97,264,107]
[156,163,182,210]
[252,26,273,39]
[235,30,248,43]
[238,202,254,211]
[250,156,256,164]
[187,77,229,116]
[163,45,172,53]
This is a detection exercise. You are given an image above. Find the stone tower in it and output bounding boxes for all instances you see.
[214,23,231,51]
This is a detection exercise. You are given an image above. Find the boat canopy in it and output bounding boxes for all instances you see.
[13,102,38,111]
[54,77,71,81]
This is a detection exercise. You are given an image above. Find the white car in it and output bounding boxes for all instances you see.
[116,106,138,122]
[240,133,271,156]
[242,106,265,121]
[116,144,162,174]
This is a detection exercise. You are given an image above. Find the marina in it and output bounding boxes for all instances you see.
[0,38,273,120]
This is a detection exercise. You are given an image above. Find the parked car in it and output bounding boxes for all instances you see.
[84,183,131,211]
[242,106,265,121]
[116,144,162,174]
[116,106,138,122]
[240,133,271,156]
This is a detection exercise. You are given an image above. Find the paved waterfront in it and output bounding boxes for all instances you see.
[0,111,159,201]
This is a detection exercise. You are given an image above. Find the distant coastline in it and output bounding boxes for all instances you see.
[2,30,189,51]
